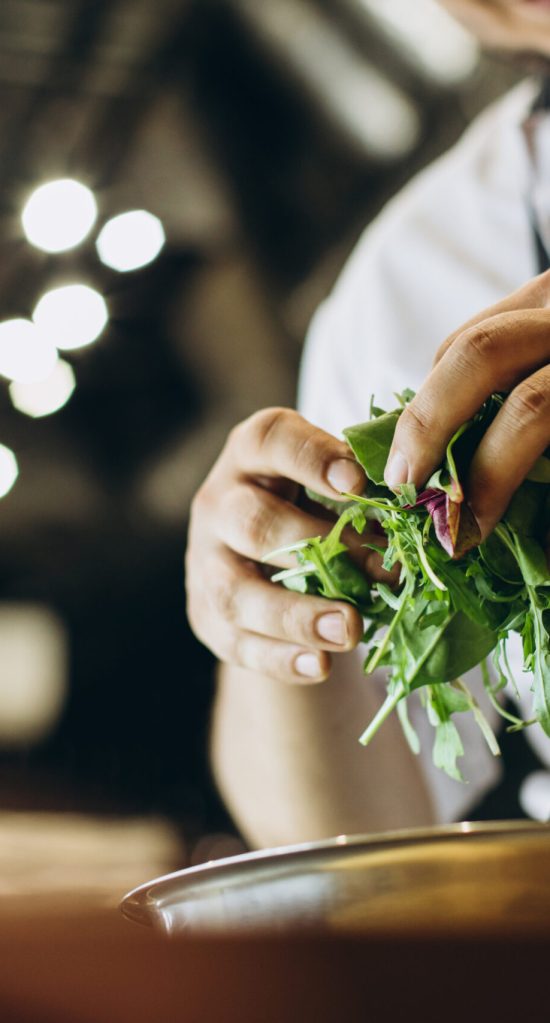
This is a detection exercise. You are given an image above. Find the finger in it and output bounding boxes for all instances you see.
[216,556,364,650]
[467,364,550,537]
[336,521,399,585]
[218,480,399,583]
[231,631,332,684]
[218,481,345,566]
[191,554,335,683]
[384,309,550,490]
[362,545,401,586]
[434,269,550,365]
[230,407,365,500]
[301,489,398,581]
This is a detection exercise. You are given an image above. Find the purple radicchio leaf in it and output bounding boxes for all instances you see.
[414,488,481,559]
[412,420,481,558]
[424,468,462,503]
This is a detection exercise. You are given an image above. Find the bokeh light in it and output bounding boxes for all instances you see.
[33,284,108,351]
[96,209,166,272]
[359,0,479,85]
[21,178,97,253]
[9,359,76,418]
[0,319,58,383]
[0,444,18,498]
[0,605,68,746]
[519,771,550,822]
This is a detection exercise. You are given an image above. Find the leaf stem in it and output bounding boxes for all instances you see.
[415,537,446,591]
[453,678,500,756]
[340,492,395,513]
[359,683,405,746]
[261,539,315,563]
[404,613,455,688]
[364,579,412,674]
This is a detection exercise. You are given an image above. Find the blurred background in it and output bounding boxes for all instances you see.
[0,0,523,889]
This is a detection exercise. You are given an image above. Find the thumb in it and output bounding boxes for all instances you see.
[234,408,367,501]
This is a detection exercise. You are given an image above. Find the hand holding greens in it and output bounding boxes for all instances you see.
[266,392,550,780]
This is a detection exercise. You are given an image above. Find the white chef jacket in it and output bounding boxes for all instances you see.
[298,78,549,822]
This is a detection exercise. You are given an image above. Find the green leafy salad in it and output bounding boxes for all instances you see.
[267,391,550,780]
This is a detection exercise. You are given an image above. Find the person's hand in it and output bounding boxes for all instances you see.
[384,270,550,539]
[187,408,377,683]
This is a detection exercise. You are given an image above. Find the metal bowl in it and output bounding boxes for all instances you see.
[121,821,550,937]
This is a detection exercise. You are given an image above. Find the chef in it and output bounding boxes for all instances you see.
[186,0,550,847]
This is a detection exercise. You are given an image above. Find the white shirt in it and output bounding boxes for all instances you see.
[298,79,548,822]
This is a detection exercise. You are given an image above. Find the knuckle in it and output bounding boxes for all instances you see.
[210,564,239,625]
[244,406,291,450]
[506,379,550,424]
[240,491,275,553]
[220,483,274,555]
[459,323,500,364]
[291,427,323,474]
[280,599,309,643]
[399,399,433,439]
[226,417,248,451]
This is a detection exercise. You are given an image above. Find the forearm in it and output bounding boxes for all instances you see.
[211,653,435,849]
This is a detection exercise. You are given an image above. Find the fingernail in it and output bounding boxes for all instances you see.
[327,458,363,494]
[316,612,347,646]
[295,652,323,679]
[384,451,409,489]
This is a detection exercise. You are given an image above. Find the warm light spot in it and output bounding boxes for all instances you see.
[359,0,479,85]
[10,359,75,418]
[0,319,58,383]
[519,771,550,822]
[96,210,165,272]
[0,444,18,498]
[33,284,108,351]
[0,604,67,745]
[233,0,420,159]
[21,179,97,253]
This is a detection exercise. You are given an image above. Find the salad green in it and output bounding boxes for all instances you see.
[267,392,550,780]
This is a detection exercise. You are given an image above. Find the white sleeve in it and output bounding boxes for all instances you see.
[298,80,537,438]
[297,296,368,437]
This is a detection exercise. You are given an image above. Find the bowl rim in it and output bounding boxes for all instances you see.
[120,819,550,927]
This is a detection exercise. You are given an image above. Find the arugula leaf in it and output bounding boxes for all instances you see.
[479,531,523,584]
[528,593,550,736]
[267,390,550,780]
[391,605,496,689]
[397,696,421,755]
[395,388,416,407]
[343,412,400,487]
[432,719,465,782]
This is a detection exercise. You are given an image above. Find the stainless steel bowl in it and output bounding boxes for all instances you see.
[121,821,550,936]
